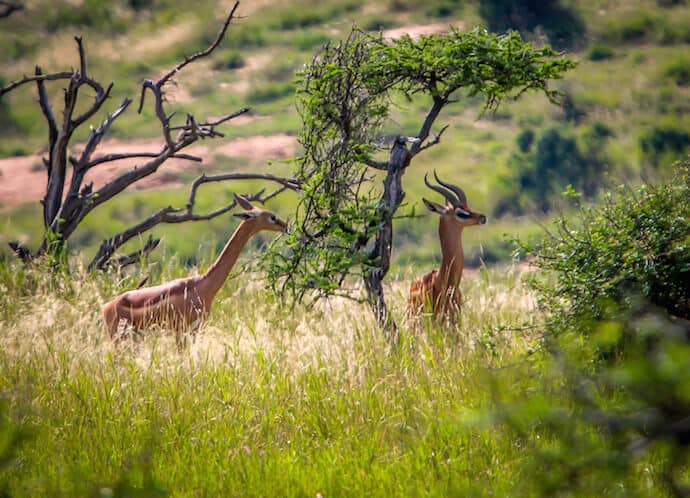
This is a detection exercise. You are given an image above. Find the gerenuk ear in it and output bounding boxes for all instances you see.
[233,211,260,220]
[234,194,254,211]
[422,198,448,215]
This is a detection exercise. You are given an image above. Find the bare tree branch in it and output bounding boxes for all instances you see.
[361,157,389,170]
[138,0,242,147]
[169,107,251,131]
[82,152,202,170]
[74,98,133,171]
[409,96,447,157]
[42,73,79,228]
[186,172,301,209]
[0,44,104,100]
[0,1,22,18]
[107,235,161,271]
[35,36,113,234]
[64,98,133,211]
[8,241,32,262]
[138,80,175,147]
[89,171,300,271]
[1,71,74,97]
[35,67,58,151]
[418,124,449,153]
[158,1,241,88]
[53,2,246,254]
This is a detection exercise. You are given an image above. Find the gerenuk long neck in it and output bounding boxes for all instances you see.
[199,221,257,301]
[437,217,464,290]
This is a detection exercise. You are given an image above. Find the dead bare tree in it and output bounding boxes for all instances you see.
[1,0,298,270]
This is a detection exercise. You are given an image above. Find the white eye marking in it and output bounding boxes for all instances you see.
[269,214,277,223]
[455,207,470,219]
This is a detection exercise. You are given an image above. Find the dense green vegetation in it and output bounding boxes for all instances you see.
[522,161,690,330]
[499,161,690,495]
[262,26,572,315]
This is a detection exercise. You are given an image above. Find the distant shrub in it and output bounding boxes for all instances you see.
[0,144,31,159]
[246,82,295,104]
[426,0,463,18]
[602,9,667,44]
[388,0,462,17]
[362,17,396,32]
[478,0,586,49]
[121,60,152,77]
[519,162,690,335]
[533,128,583,183]
[658,20,690,44]
[657,0,686,6]
[212,50,245,71]
[271,0,361,30]
[559,91,586,124]
[0,83,38,138]
[640,124,690,167]
[600,8,690,44]
[264,59,301,82]
[587,42,614,61]
[43,0,127,33]
[291,32,331,51]
[276,10,326,30]
[128,0,154,10]
[494,125,611,216]
[223,28,266,49]
[388,0,416,11]
[0,38,37,62]
[620,12,659,41]
[581,121,614,151]
[663,58,690,86]
[516,129,535,153]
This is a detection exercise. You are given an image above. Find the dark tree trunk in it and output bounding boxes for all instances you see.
[363,136,411,343]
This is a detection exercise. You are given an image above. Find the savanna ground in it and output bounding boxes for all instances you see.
[1,260,546,497]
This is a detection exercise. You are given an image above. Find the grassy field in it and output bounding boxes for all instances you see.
[1,253,674,496]
[0,259,554,497]
[1,2,688,494]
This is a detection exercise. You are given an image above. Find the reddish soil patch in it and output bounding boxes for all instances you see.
[0,134,297,210]
[215,134,295,160]
[383,22,457,39]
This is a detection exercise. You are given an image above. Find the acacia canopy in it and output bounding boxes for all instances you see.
[263,26,575,331]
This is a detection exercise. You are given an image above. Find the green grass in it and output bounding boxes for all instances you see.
[1,2,687,493]
[0,258,540,497]
[0,252,671,496]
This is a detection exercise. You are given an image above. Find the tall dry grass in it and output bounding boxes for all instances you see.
[0,259,542,497]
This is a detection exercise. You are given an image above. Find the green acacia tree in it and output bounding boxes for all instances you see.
[264,27,575,338]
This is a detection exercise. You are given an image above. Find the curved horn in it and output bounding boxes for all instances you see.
[433,170,467,206]
[424,172,459,207]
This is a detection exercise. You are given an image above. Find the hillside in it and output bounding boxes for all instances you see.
[1,0,690,267]
[1,3,690,495]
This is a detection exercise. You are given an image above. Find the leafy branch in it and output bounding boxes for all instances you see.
[262,26,575,335]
